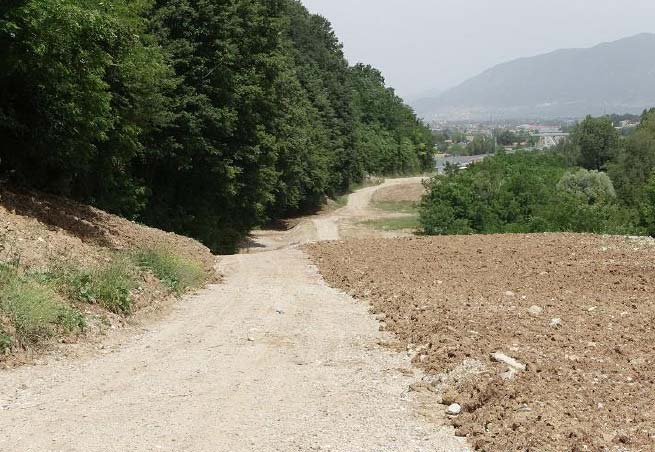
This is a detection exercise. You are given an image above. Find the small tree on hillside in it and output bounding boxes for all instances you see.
[557,169,616,205]
[570,116,620,171]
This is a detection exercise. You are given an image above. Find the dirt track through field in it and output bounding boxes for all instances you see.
[0,178,468,452]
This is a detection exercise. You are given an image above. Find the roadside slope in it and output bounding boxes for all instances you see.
[0,188,215,364]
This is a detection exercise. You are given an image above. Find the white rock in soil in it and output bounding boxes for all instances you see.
[490,352,526,371]
[550,318,562,328]
[528,305,543,316]
[447,403,462,415]
[500,368,518,381]
[504,291,516,297]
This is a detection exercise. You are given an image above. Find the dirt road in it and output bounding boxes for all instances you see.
[0,178,468,452]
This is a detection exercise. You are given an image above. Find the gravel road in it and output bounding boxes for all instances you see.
[0,178,468,452]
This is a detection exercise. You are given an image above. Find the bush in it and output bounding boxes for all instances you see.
[419,151,641,237]
[0,270,85,346]
[557,169,616,204]
[132,247,206,294]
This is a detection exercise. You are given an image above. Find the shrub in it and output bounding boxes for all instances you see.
[419,151,641,237]
[557,169,616,204]
[132,247,206,294]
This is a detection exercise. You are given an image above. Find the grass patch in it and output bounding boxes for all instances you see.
[40,257,137,315]
[372,200,419,215]
[132,247,206,294]
[66,259,136,314]
[0,327,13,353]
[360,216,421,232]
[0,267,84,346]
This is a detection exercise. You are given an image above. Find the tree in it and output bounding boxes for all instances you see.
[556,169,616,205]
[570,116,620,170]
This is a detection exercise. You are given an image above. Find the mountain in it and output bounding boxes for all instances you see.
[415,33,655,120]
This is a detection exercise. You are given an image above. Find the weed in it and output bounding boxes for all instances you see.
[47,258,137,314]
[0,327,12,353]
[132,247,206,294]
[0,274,85,346]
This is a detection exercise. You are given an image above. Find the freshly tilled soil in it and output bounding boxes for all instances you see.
[306,234,655,451]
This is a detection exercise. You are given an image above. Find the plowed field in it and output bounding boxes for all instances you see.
[306,234,655,451]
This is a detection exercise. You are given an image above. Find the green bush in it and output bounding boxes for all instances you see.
[420,151,641,236]
[133,247,206,294]
[0,271,84,346]
[557,169,616,204]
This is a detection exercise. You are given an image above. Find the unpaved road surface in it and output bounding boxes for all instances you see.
[0,178,468,452]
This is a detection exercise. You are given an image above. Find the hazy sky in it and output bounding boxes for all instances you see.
[301,0,655,100]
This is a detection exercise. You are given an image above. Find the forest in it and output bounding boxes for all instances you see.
[420,111,655,237]
[0,0,433,253]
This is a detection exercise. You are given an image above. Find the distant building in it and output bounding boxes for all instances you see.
[535,132,569,149]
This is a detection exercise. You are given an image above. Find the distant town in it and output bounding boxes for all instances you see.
[430,114,642,157]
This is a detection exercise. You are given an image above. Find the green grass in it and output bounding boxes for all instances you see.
[66,259,136,314]
[0,267,85,346]
[40,257,137,315]
[360,216,421,232]
[372,200,419,215]
[132,247,206,294]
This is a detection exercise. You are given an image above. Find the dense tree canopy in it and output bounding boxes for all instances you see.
[0,0,433,253]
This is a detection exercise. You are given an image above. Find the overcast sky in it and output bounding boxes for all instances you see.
[301,0,655,100]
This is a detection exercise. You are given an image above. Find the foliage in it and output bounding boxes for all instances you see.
[0,0,172,214]
[0,0,433,254]
[52,259,136,314]
[641,174,655,236]
[556,169,616,204]
[133,247,206,294]
[0,327,12,353]
[569,116,620,170]
[466,135,495,155]
[419,151,636,236]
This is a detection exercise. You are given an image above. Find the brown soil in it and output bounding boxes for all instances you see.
[372,181,426,203]
[0,188,216,365]
[305,234,655,451]
[0,189,215,273]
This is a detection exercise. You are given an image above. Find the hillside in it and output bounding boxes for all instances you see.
[0,189,215,364]
[415,33,655,119]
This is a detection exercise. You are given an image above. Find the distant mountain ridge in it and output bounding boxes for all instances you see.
[414,33,655,120]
